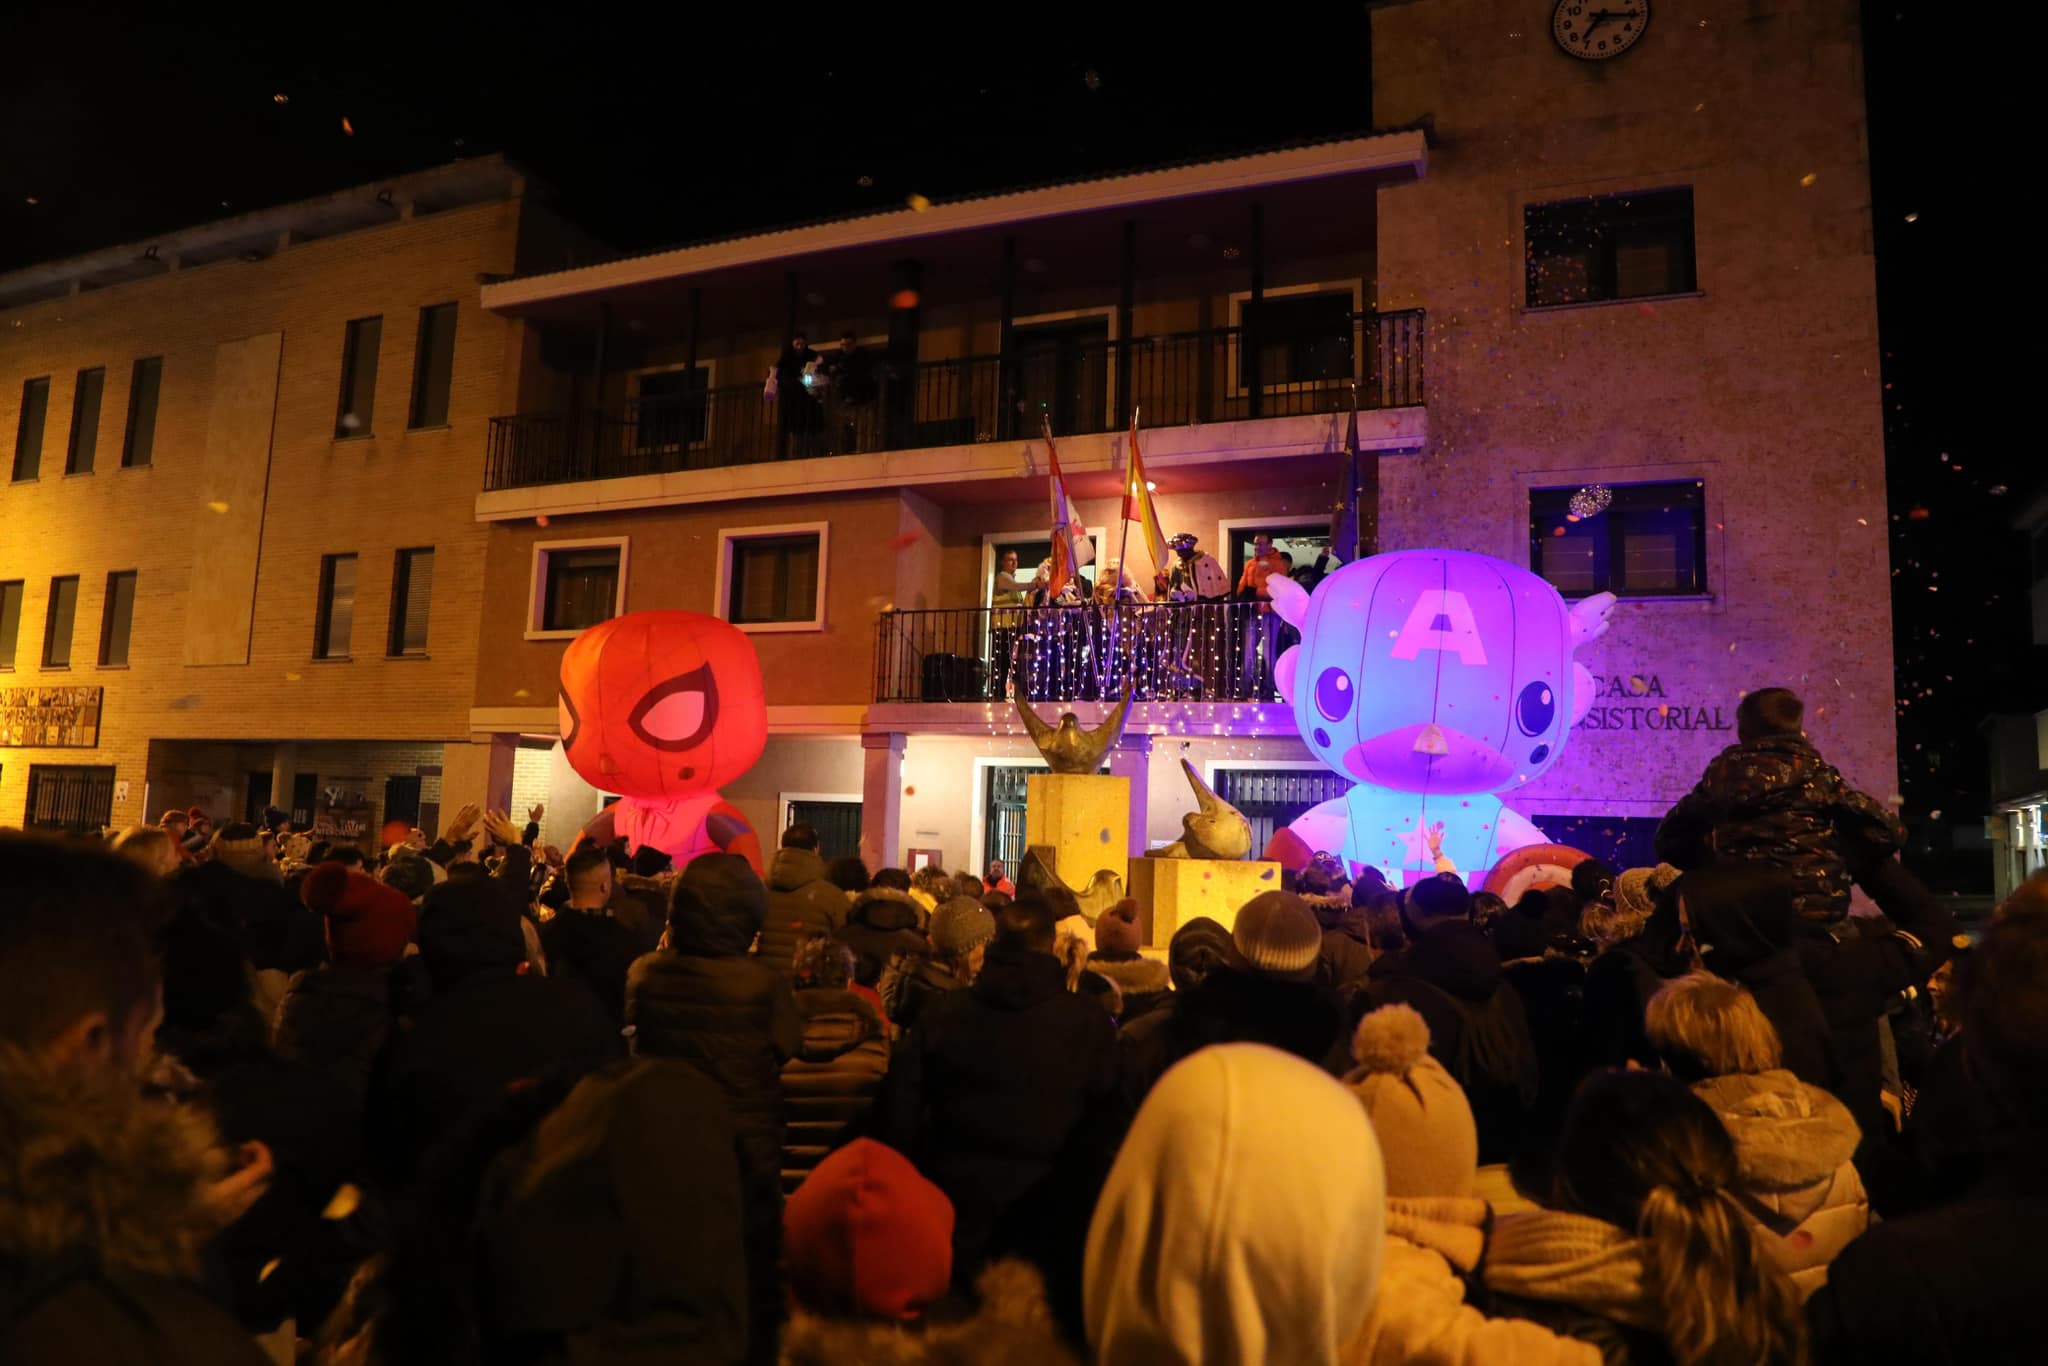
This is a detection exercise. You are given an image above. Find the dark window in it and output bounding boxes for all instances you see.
[65,368,105,474]
[1527,815,1662,871]
[788,799,863,862]
[42,576,79,668]
[384,774,423,826]
[408,303,458,428]
[98,571,137,666]
[315,553,358,659]
[244,771,274,825]
[1526,188,1696,307]
[541,547,621,632]
[1241,291,1355,387]
[122,357,163,467]
[1531,481,1708,598]
[335,316,382,437]
[634,366,711,449]
[726,533,821,625]
[1213,768,1355,858]
[388,547,434,656]
[1225,521,1334,588]
[291,772,319,826]
[25,764,117,832]
[0,580,22,670]
[13,377,50,480]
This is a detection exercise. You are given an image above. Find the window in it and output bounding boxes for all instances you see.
[122,357,162,467]
[408,303,457,428]
[1525,187,1696,308]
[25,764,117,832]
[532,542,626,636]
[719,525,826,630]
[0,580,22,670]
[1530,481,1708,598]
[65,368,105,474]
[1241,291,1355,387]
[1223,520,1336,589]
[12,377,49,480]
[335,316,382,436]
[388,548,434,656]
[314,553,358,659]
[42,576,79,668]
[98,571,137,666]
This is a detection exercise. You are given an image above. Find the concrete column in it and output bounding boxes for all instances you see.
[440,735,518,828]
[1108,733,1153,857]
[860,732,906,872]
[269,743,299,820]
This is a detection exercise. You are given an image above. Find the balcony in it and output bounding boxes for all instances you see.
[484,310,1424,492]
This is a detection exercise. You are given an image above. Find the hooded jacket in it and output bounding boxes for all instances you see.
[0,1046,270,1366]
[1691,1070,1868,1299]
[759,847,852,974]
[1084,952,1172,1023]
[1655,733,1903,924]
[1084,1043,1386,1364]
[1122,965,1350,1108]
[781,989,891,1190]
[879,952,971,1033]
[836,888,928,988]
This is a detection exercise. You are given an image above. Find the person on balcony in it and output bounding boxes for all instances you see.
[774,332,824,458]
[1237,532,1289,700]
[826,331,877,453]
[990,550,1030,701]
[1159,532,1228,700]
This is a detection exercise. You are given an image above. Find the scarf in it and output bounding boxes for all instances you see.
[1482,1210,1660,1331]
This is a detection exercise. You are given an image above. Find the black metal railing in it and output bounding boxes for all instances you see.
[874,601,1304,706]
[485,310,1425,491]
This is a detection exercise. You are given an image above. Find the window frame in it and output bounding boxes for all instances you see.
[0,579,24,671]
[121,356,163,468]
[313,552,359,661]
[12,376,51,482]
[387,546,435,658]
[335,315,383,438]
[407,302,459,430]
[715,522,830,634]
[1217,516,1337,589]
[64,367,106,476]
[1522,186,1699,311]
[42,575,80,669]
[526,538,630,641]
[1225,280,1365,397]
[1528,480,1711,600]
[98,570,138,667]
[24,764,117,833]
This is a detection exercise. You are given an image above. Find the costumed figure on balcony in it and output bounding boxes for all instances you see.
[559,610,770,874]
[1261,549,1616,885]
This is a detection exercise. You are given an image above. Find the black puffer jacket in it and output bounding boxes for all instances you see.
[780,989,890,1189]
[757,848,848,974]
[836,888,927,987]
[272,963,395,1099]
[1656,734,1903,923]
[538,908,642,1030]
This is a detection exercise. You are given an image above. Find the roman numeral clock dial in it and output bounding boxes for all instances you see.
[1553,1,1649,60]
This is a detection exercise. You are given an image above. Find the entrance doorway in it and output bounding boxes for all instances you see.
[1013,317,1110,436]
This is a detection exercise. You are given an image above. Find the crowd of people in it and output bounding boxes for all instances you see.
[2,687,2044,1364]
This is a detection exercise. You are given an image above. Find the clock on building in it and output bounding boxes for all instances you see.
[1552,1,1649,60]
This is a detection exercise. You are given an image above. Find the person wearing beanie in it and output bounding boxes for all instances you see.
[1115,916,1233,1102]
[1121,893,1348,1108]
[1588,864,1679,948]
[1085,1044,1387,1365]
[881,896,994,1033]
[627,851,802,1360]
[1086,900,1171,1023]
[782,939,891,1190]
[1363,873,1539,1165]
[781,1139,1075,1362]
[273,863,417,1100]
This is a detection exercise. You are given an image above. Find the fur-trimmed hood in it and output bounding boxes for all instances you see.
[0,1045,230,1281]
[1691,1068,1861,1189]
[848,887,924,932]
[781,1259,1077,1365]
[1085,952,1171,999]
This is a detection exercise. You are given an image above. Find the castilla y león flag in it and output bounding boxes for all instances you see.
[1043,418,1093,596]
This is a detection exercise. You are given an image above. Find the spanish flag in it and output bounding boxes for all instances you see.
[1123,411,1169,576]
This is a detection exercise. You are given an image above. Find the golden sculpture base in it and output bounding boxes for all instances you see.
[1127,856,1283,947]
[1024,773,1130,897]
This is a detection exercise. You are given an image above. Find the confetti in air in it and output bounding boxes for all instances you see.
[1567,485,1613,519]
[273,93,288,104]
[341,116,355,136]
[906,193,930,212]
[1799,172,1818,187]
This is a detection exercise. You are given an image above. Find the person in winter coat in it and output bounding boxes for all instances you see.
[781,1139,1077,1364]
[1085,1043,1386,1365]
[837,884,929,987]
[626,852,802,1362]
[1363,874,1540,1164]
[0,834,273,1366]
[1805,901,2048,1366]
[274,862,416,1102]
[170,827,325,1020]
[368,876,620,1192]
[1084,899,1171,1023]
[1123,892,1349,1105]
[1345,1005,1601,1366]
[881,896,994,1033]
[874,894,1124,1331]
[1300,871,1375,995]
[1482,1070,1807,1366]
[1644,972,1869,1298]
[1115,915,1234,1102]
[536,845,643,1031]
[1655,687,1902,924]
[782,938,891,1190]
[758,824,852,973]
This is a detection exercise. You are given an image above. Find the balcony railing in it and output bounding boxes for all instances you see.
[874,601,1307,706]
[485,309,1424,491]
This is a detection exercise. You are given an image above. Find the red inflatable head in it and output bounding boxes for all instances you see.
[558,610,767,802]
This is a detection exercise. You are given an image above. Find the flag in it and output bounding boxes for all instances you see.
[1330,380,1362,563]
[1043,419,1092,597]
[1122,411,1169,575]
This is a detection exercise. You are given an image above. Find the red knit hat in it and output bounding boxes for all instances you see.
[301,861,417,968]
[783,1139,953,1321]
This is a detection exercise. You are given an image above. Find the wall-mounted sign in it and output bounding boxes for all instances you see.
[0,686,103,748]
[1575,673,1733,734]
[312,780,377,847]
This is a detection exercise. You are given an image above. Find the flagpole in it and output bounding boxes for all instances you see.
[1109,412,1139,697]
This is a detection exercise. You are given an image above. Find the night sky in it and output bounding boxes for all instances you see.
[0,5,2028,882]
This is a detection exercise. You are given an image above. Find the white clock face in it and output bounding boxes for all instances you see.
[1553,1,1650,60]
